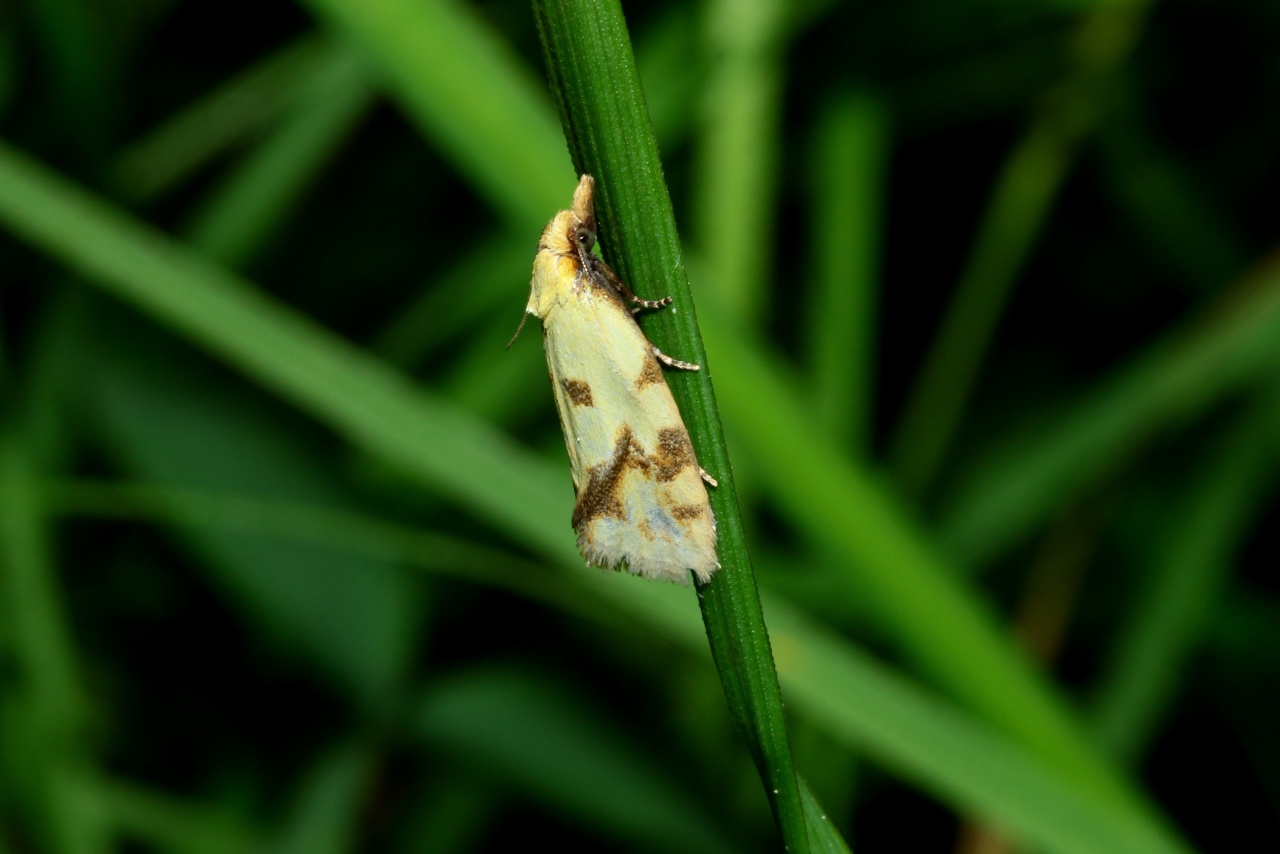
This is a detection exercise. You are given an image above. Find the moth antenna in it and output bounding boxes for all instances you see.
[506,311,531,349]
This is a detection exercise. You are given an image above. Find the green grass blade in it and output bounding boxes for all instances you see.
[888,0,1152,497]
[44,479,600,621]
[104,779,262,854]
[184,43,375,266]
[1096,100,1248,293]
[766,600,1190,854]
[939,254,1280,566]
[530,1,810,849]
[700,317,1176,828]
[564,574,1188,852]
[371,232,530,368]
[633,4,701,146]
[0,437,109,854]
[806,90,888,451]
[110,37,334,203]
[692,0,785,327]
[25,0,116,161]
[52,475,1193,853]
[0,139,572,564]
[299,0,572,228]
[264,746,373,854]
[1090,395,1278,764]
[413,667,738,853]
[887,112,1076,494]
[89,331,420,705]
[388,779,491,854]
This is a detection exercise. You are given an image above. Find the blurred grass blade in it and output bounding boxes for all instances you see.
[806,90,888,451]
[0,437,86,732]
[531,1,810,848]
[577,575,1189,853]
[266,745,374,854]
[45,475,1189,852]
[110,38,334,203]
[104,780,262,854]
[765,600,1189,854]
[27,0,116,161]
[1090,395,1278,764]
[45,479,598,620]
[372,232,530,368]
[693,0,785,327]
[17,284,88,476]
[888,1,1151,496]
[413,667,737,854]
[388,779,492,854]
[887,112,1074,493]
[939,251,1280,566]
[1097,100,1248,293]
[438,315,549,425]
[89,328,421,706]
[185,43,375,266]
[633,4,701,146]
[0,437,110,854]
[700,316,1170,824]
[0,138,572,563]
[298,0,571,227]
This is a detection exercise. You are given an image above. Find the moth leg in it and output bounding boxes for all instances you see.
[595,259,673,310]
[699,467,718,487]
[628,292,674,311]
[652,345,700,372]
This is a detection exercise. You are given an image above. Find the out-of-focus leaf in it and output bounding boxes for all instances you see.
[265,745,373,854]
[413,666,738,854]
[298,0,572,227]
[89,320,421,707]
[939,256,1280,566]
[1090,395,1278,763]
[110,38,338,203]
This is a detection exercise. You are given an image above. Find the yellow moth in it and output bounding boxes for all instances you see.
[510,174,719,584]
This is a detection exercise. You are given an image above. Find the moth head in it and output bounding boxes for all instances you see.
[540,174,600,258]
[571,174,597,233]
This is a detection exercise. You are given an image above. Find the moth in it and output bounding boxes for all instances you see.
[510,174,719,584]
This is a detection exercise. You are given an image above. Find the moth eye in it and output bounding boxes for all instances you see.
[576,229,595,246]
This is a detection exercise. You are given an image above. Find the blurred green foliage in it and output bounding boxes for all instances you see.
[1,0,1278,851]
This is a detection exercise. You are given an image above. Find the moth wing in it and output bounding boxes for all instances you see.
[541,283,717,584]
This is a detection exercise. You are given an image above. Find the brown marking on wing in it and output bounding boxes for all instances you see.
[571,426,633,530]
[654,427,695,482]
[635,357,664,391]
[671,504,706,523]
[572,424,704,539]
[562,379,594,407]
